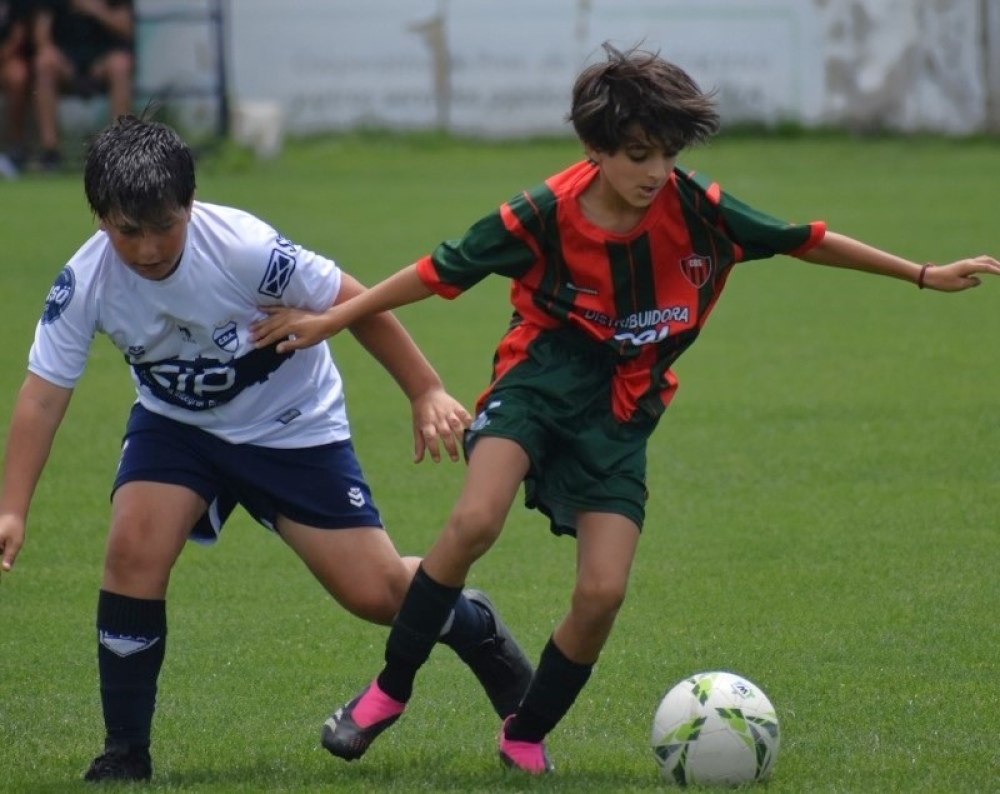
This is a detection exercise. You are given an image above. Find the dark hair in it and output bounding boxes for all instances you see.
[568,42,720,155]
[84,114,196,223]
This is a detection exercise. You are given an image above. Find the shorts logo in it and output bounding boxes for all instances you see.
[42,266,76,324]
[347,487,366,508]
[259,249,296,298]
[470,401,500,433]
[116,439,129,474]
[679,253,712,288]
[213,321,239,352]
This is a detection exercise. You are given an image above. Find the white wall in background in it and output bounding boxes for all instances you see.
[136,0,997,138]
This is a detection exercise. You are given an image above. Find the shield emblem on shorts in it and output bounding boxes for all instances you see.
[679,254,713,288]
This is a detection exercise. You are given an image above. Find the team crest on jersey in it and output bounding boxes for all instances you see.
[259,248,296,298]
[41,266,75,324]
[679,253,713,288]
[213,321,239,352]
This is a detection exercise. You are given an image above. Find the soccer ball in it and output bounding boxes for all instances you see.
[650,671,780,786]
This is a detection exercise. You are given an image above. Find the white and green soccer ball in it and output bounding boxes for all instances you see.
[650,671,780,787]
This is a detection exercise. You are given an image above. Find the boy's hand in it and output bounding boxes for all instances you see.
[0,513,26,579]
[411,387,472,464]
[251,306,342,353]
[923,255,1000,292]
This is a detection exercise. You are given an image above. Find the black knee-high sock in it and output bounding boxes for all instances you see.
[377,566,462,703]
[96,590,167,750]
[506,636,592,743]
[437,592,489,654]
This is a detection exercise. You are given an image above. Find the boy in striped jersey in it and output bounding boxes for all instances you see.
[251,42,1000,774]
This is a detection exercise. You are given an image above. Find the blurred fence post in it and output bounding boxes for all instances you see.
[135,0,230,147]
[984,0,1000,133]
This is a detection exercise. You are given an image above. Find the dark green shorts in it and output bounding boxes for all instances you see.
[466,330,656,536]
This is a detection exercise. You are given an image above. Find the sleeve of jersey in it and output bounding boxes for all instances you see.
[275,245,341,311]
[415,208,538,299]
[27,266,97,389]
[716,188,826,262]
[232,214,340,311]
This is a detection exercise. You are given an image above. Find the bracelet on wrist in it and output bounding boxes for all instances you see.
[917,263,932,289]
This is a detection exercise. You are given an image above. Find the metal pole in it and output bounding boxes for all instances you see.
[983,0,1000,133]
[212,0,231,139]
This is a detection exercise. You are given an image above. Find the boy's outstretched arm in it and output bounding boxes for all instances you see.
[337,272,470,463]
[799,231,1000,291]
[251,264,432,353]
[252,267,466,463]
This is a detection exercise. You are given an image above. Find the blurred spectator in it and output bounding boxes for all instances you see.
[33,0,133,171]
[0,0,32,178]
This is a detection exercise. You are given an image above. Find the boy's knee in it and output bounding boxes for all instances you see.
[33,46,62,75]
[102,51,133,82]
[1,58,29,88]
[105,527,158,569]
[445,503,504,554]
[573,577,628,617]
[344,582,406,625]
[102,533,175,596]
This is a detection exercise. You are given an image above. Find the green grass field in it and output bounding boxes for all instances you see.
[1,132,999,793]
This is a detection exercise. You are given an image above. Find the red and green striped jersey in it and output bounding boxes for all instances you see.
[415,160,825,423]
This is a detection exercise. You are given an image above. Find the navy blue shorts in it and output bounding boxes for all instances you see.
[113,404,383,544]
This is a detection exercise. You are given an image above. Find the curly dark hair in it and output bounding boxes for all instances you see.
[568,42,720,155]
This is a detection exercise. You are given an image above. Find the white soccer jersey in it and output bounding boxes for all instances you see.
[29,201,352,447]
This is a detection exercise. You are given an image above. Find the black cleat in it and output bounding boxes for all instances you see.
[321,682,405,761]
[458,589,534,718]
[83,745,152,783]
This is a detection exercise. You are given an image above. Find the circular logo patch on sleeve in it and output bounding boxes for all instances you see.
[42,266,76,324]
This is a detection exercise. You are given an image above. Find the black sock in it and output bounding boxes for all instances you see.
[377,566,462,703]
[438,592,489,654]
[506,636,592,743]
[96,590,167,750]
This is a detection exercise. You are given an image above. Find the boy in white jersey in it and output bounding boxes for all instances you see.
[0,115,532,783]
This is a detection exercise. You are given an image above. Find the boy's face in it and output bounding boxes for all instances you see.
[100,204,192,281]
[585,128,677,211]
